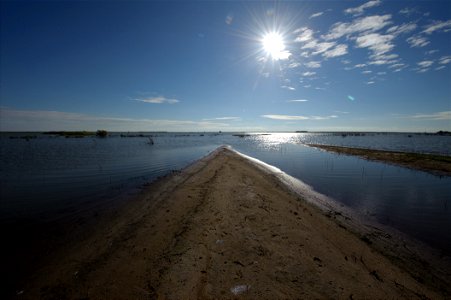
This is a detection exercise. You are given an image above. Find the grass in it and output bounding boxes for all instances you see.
[309,144,451,177]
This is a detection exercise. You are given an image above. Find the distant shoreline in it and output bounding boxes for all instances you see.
[0,130,450,134]
[308,144,451,176]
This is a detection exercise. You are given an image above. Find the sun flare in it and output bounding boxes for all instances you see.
[262,32,289,60]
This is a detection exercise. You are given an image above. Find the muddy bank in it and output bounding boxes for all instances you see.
[17,147,451,299]
[309,144,451,176]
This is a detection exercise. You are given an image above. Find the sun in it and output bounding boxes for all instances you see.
[262,32,290,60]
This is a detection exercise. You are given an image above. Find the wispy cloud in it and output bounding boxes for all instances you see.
[203,116,240,121]
[309,12,324,19]
[388,63,406,69]
[344,0,381,16]
[302,40,336,55]
[0,108,231,131]
[422,20,451,34]
[133,96,179,104]
[406,111,451,120]
[439,56,451,64]
[323,44,348,58]
[281,85,296,90]
[302,71,316,77]
[261,114,337,120]
[305,61,321,68]
[406,35,430,47]
[399,7,416,16]
[294,27,314,42]
[288,62,301,68]
[355,33,395,55]
[323,14,392,40]
[225,13,234,25]
[368,53,399,65]
[426,49,439,55]
[386,22,417,35]
[334,110,350,114]
[287,99,309,102]
[417,68,430,73]
[417,60,434,68]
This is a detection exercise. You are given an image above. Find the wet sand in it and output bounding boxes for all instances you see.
[309,144,451,176]
[19,147,450,299]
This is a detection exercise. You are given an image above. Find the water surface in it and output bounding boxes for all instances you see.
[1,132,450,254]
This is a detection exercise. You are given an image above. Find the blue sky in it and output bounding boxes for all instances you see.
[1,0,450,132]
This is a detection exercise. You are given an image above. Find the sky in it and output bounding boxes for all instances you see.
[1,0,450,132]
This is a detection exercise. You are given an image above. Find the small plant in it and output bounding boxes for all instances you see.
[96,130,108,137]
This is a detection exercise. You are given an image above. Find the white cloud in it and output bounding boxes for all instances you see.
[203,117,240,121]
[133,96,179,104]
[312,42,337,55]
[368,53,399,65]
[423,20,451,34]
[439,56,451,64]
[281,85,296,90]
[426,49,439,55]
[377,71,387,75]
[407,111,451,120]
[399,7,416,16]
[294,27,314,42]
[386,22,417,35]
[388,63,405,69]
[0,108,230,131]
[406,35,430,48]
[305,61,321,68]
[225,14,234,25]
[355,64,367,68]
[302,71,316,76]
[288,62,301,68]
[435,66,446,71]
[324,14,392,40]
[276,51,292,60]
[334,111,350,114]
[323,44,348,58]
[355,33,395,55]
[309,12,324,19]
[367,81,375,84]
[344,0,381,16]
[287,99,309,102]
[417,68,430,73]
[261,114,337,120]
[417,60,434,68]
[362,70,372,74]
[301,39,337,56]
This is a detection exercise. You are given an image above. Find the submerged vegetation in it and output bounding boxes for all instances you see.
[96,130,108,137]
[309,144,451,177]
[44,131,95,137]
[43,130,109,138]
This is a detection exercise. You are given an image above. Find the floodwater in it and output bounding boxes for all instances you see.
[1,132,450,254]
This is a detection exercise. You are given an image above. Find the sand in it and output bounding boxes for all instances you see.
[19,147,450,299]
